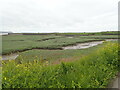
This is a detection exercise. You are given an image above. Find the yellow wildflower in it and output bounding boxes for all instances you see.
[4,77,6,80]
[16,64,19,67]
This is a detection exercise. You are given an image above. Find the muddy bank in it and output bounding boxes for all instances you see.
[2,47,62,55]
[2,39,103,55]
[37,38,55,42]
[11,40,24,41]
[1,48,63,60]
[1,39,118,60]
[62,39,118,50]
[1,41,103,60]
[1,54,19,60]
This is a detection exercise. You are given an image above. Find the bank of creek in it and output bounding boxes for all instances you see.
[1,39,117,60]
[1,39,119,88]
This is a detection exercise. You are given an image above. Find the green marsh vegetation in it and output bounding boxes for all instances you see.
[2,41,119,88]
[1,32,119,88]
[15,42,105,64]
[2,33,118,55]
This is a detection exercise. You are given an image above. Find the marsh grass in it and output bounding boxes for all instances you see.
[2,34,118,55]
[2,42,119,88]
[15,42,104,64]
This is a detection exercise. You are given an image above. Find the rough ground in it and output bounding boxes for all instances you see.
[108,73,120,89]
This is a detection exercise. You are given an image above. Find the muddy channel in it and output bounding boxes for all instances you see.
[1,39,118,60]
[62,41,103,50]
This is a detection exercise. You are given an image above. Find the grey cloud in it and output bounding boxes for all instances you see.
[0,0,119,32]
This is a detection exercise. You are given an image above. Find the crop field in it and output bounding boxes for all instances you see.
[1,32,119,88]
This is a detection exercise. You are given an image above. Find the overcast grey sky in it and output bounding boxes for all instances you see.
[0,0,119,33]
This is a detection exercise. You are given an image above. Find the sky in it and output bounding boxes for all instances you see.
[0,0,119,33]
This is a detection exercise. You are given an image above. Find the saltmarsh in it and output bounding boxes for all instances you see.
[15,42,105,64]
[2,34,118,55]
[2,42,119,88]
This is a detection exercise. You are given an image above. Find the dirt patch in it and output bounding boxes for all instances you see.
[107,72,120,89]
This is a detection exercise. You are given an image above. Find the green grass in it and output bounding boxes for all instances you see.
[76,35,118,39]
[2,34,118,55]
[0,67,1,89]
[2,35,62,54]
[2,35,106,55]
[54,31,119,35]
[15,42,105,64]
[2,42,119,88]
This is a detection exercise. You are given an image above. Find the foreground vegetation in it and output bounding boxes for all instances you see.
[2,42,119,88]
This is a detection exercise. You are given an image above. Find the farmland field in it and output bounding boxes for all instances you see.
[1,32,119,88]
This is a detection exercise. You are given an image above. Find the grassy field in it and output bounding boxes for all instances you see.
[2,42,119,88]
[25,31,119,35]
[15,42,105,64]
[54,31,119,35]
[2,34,118,55]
